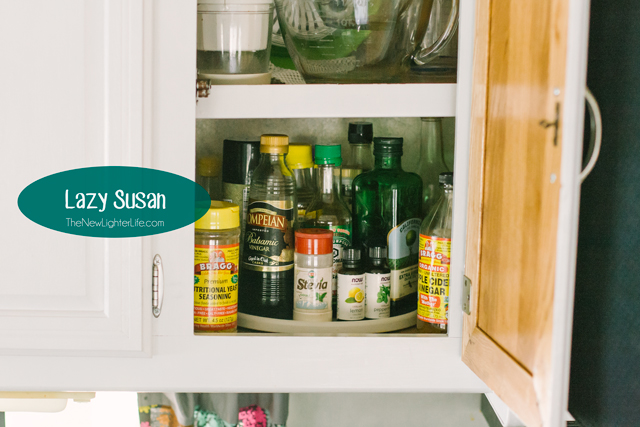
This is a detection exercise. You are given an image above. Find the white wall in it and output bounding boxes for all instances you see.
[5,393,139,427]
[3,392,490,426]
[287,393,489,427]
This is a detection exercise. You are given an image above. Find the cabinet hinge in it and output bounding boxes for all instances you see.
[463,275,472,315]
[152,254,164,318]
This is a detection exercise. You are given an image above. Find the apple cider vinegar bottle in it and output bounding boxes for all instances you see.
[417,173,453,333]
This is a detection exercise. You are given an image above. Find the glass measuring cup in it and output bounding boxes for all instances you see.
[274,0,458,83]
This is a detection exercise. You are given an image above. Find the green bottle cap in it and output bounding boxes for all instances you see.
[314,144,342,167]
[373,137,403,156]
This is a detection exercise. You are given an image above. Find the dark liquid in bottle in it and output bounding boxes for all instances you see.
[238,269,293,319]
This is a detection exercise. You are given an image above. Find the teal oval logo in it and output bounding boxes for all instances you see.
[18,166,211,238]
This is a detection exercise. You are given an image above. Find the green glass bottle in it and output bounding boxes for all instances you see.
[352,137,422,317]
[303,144,352,319]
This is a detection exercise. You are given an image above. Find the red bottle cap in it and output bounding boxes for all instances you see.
[295,229,334,255]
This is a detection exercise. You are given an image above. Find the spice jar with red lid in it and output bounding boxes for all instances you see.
[293,228,334,322]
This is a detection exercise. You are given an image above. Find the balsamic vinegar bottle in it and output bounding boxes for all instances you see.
[239,135,297,320]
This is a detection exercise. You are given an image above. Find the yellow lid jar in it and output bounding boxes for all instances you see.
[194,201,241,333]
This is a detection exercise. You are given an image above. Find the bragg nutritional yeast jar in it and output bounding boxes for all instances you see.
[194,201,240,333]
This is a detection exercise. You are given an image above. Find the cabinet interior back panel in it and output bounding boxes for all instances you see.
[196,117,456,175]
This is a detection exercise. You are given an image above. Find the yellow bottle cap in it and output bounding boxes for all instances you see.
[195,201,240,230]
[260,134,289,154]
[197,157,220,177]
[286,144,314,170]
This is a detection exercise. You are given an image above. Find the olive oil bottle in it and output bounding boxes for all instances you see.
[352,137,422,317]
[239,135,297,320]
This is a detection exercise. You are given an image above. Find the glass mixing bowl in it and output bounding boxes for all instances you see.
[274,0,458,83]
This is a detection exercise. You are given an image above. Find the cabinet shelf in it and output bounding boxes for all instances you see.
[0,335,488,392]
[196,83,457,119]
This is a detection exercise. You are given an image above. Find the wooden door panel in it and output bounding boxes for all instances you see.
[461,0,586,425]
[478,0,561,373]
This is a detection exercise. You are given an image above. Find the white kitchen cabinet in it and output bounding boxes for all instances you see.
[0,1,592,426]
[0,0,148,355]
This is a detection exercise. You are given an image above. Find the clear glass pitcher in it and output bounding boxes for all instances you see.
[274,0,458,83]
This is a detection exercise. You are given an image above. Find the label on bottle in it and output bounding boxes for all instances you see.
[365,272,391,319]
[417,235,451,325]
[387,218,421,300]
[243,201,295,271]
[337,273,365,320]
[194,243,239,332]
[331,224,352,304]
[294,266,332,311]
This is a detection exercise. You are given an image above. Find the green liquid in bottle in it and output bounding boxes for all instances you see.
[353,137,422,317]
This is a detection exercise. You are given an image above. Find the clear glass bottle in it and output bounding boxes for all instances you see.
[353,137,422,317]
[303,144,352,319]
[342,122,374,208]
[239,135,297,320]
[285,143,316,223]
[417,172,453,333]
[417,118,450,216]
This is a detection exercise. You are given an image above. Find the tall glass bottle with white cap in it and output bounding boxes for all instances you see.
[239,135,297,320]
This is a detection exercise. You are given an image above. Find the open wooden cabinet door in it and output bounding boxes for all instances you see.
[461,0,591,426]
